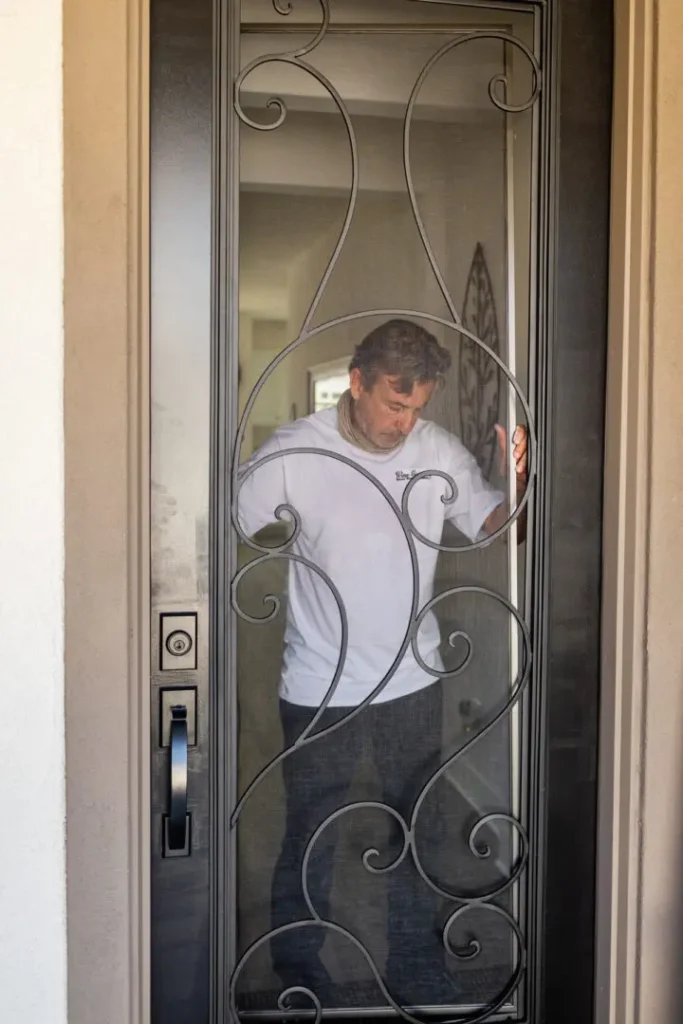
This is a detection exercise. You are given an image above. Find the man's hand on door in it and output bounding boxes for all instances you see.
[494,423,528,485]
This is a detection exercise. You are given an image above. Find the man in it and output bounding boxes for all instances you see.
[237,319,528,1007]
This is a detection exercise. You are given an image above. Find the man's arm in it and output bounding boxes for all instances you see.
[236,434,287,538]
[483,425,529,541]
[441,432,505,542]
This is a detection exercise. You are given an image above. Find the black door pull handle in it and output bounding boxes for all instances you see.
[167,704,188,851]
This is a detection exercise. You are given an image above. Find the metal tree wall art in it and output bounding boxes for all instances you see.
[459,244,501,479]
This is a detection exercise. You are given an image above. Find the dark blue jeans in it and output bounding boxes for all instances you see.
[270,681,445,1004]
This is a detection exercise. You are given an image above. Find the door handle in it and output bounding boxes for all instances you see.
[167,704,189,851]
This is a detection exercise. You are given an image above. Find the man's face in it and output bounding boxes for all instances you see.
[349,369,435,449]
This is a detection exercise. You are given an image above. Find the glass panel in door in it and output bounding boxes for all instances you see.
[230,0,539,1017]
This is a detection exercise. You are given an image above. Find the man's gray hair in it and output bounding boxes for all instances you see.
[349,319,452,394]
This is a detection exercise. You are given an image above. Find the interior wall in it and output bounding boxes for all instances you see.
[281,120,511,420]
[0,2,67,1022]
[285,191,441,415]
[240,319,291,458]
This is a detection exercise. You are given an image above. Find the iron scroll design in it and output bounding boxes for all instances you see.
[228,2,542,1019]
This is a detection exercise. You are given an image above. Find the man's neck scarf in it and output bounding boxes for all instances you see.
[336,389,404,454]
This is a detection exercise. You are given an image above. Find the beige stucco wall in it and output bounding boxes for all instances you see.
[599,2,683,1022]
[63,1,147,1022]
[638,0,683,1018]
[0,2,67,1022]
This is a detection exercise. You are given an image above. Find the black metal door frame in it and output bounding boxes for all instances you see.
[150,1,612,1021]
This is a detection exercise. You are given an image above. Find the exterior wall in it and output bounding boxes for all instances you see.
[600,2,683,1022]
[597,0,653,1020]
[0,2,67,1022]
[63,1,148,1023]
[638,0,683,1017]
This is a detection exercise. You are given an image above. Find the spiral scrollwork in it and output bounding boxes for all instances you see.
[230,3,542,1018]
[302,802,412,921]
[277,986,323,1024]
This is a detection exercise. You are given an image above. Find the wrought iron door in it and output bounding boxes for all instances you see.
[150,1,611,1021]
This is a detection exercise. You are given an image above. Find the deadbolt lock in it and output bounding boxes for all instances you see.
[160,612,198,671]
[166,629,193,657]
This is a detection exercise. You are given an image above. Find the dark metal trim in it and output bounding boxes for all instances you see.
[416,0,545,10]
[526,2,558,1021]
[210,0,240,1018]
[241,23,513,36]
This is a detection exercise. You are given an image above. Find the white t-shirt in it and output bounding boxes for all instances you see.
[237,408,503,707]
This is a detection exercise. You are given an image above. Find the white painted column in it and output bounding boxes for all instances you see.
[0,2,67,1022]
